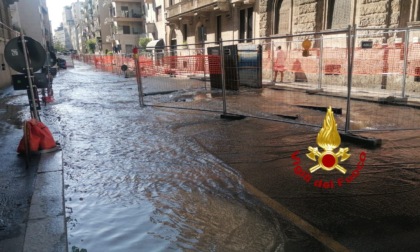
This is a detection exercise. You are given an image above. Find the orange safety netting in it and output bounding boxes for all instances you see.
[82,54,220,77]
[78,43,420,78]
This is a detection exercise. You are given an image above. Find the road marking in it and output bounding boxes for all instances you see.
[242,180,350,252]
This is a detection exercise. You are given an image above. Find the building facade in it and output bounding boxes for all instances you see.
[106,0,147,54]
[92,0,112,54]
[54,24,66,49]
[62,6,75,50]
[163,0,420,49]
[61,0,162,55]
[9,0,53,50]
[0,0,13,89]
[71,1,83,53]
[144,0,166,42]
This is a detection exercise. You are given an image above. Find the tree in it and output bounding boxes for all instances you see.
[139,37,152,50]
[87,38,96,54]
[53,40,65,52]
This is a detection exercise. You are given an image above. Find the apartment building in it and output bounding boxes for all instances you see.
[71,1,83,53]
[106,0,147,54]
[164,0,420,50]
[65,0,420,56]
[9,0,53,50]
[54,24,66,49]
[63,0,162,55]
[66,0,93,54]
[164,0,242,49]
[62,6,74,50]
[80,0,95,53]
[92,0,112,54]
[144,0,166,42]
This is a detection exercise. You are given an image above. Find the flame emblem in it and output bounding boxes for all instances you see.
[306,107,350,174]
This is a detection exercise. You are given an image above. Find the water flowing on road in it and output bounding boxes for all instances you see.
[46,63,293,251]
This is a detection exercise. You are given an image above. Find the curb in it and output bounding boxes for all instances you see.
[340,132,382,149]
[23,150,67,252]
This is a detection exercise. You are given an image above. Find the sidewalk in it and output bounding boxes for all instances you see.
[266,79,420,107]
[0,88,66,252]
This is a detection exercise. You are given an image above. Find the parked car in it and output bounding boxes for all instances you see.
[57,58,67,69]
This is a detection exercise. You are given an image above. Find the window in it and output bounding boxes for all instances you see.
[183,24,187,42]
[415,67,420,82]
[198,26,206,42]
[327,0,350,29]
[326,0,335,29]
[240,10,245,41]
[398,0,409,26]
[273,0,292,35]
[216,15,221,43]
[417,0,420,21]
[156,6,162,21]
[132,26,141,34]
[247,8,253,41]
[126,44,133,54]
[122,26,130,34]
[239,8,253,43]
[121,6,129,17]
[141,4,146,16]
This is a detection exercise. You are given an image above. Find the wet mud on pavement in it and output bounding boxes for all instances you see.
[190,114,420,251]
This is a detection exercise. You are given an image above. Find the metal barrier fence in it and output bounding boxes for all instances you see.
[79,26,420,132]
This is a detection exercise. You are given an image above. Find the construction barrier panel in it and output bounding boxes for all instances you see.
[78,27,420,132]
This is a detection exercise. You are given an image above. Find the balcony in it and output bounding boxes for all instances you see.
[113,16,145,22]
[231,0,255,4]
[104,17,114,24]
[112,33,146,43]
[115,27,144,36]
[112,0,142,3]
[113,10,144,22]
[40,5,48,15]
[146,22,156,33]
[166,0,229,20]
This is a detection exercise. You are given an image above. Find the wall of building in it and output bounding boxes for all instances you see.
[0,0,12,89]
[71,1,83,52]
[54,26,66,49]
[144,0,166,43]
[98,0,112,53]
[111,1,145,54]
[11,1,41,45]
[0,42,12,89]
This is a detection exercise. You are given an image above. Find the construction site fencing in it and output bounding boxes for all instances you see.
[78,26,420,132]
[80,42,224,113]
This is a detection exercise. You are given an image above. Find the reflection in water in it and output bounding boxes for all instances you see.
[51,64,286,251]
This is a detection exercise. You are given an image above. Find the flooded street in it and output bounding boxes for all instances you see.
[47,63,292,251]
[40,61,420,252]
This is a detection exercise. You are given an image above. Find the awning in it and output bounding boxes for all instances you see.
[146,39,164,51]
